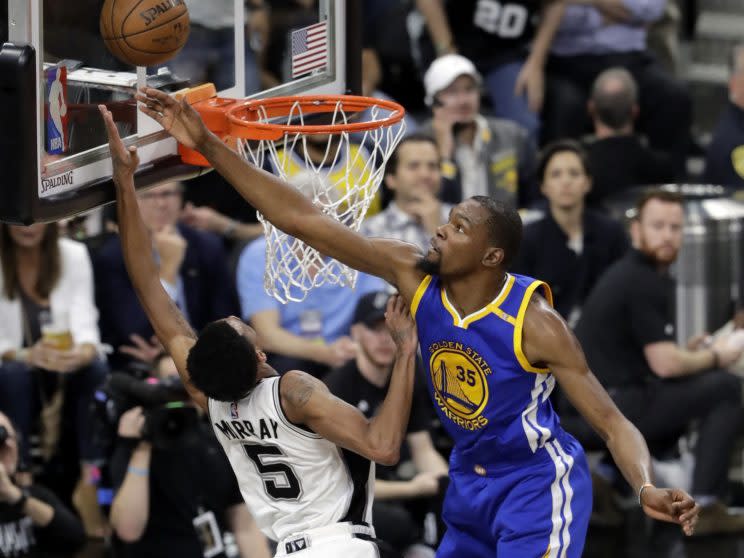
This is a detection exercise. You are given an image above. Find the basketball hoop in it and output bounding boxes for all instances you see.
[226,95,406,303]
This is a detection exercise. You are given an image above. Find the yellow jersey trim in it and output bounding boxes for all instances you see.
[440,274,515,329]
[492,307,517,326]
[514,280,553,374]
[410,275,432,319]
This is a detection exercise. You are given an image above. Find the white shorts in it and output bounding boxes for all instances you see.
[274,522,379,558]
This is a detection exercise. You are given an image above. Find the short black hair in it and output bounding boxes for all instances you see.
[186,320,258,402]
[634,188,684,220]
[470,196,522,268]
[590,67,638,131]
[537,139,591,184]
[384,133,439,178]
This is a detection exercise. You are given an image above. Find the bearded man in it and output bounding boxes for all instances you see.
[575,189,744,535]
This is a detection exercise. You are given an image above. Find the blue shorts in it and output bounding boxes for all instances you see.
[438,437,592,558]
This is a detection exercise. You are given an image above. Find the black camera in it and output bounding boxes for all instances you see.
[93,373,201,451]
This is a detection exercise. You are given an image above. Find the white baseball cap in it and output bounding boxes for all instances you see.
[423,54,482,106]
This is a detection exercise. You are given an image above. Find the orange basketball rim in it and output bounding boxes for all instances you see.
[175,84,406,167]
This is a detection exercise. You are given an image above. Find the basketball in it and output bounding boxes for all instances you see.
[100,0,190,67]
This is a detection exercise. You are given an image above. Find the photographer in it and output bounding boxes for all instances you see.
[107,365,270,558]
[0,411,85,557]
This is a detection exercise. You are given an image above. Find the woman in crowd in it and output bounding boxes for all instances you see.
[0,222,108,536]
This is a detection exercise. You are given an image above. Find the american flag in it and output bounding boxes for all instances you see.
[291,21,329,79]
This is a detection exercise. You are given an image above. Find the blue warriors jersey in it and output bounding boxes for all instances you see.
[411,272,566,467]
[412,273,592,557]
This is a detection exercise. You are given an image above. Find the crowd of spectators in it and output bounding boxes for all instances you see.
[3,1,744,557]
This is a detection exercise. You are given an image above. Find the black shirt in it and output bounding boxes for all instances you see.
[583,135,678,208]
[419,0,539,72]
[511,209,628,320]
[0,484,86,557]
[574,250,676,388]
[704,101,744,187]
[324,359,434,479]
[110,427,244,558]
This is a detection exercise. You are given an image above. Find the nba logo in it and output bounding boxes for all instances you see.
[45,66,68,154]
[230,402,239,419]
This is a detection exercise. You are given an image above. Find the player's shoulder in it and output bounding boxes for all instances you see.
[524,291,568,338]
[280,370,328,411]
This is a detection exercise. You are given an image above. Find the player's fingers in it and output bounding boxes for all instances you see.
[129,333,148,349]
[395,294,406,316]
[385,294,397,317]
[128,145,140,166]
[118,345,145,359]
[679,504,700,523]
[139,104,163,122]
[98,105,120,139]
[391,295,401,316]
[140,86,172,105]
[672,498,695,513]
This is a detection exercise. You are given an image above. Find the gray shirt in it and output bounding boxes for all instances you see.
[421,115,537,207]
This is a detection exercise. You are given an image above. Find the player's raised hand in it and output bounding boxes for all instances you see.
[135,87,211,151]
[640,485,699,536]
[99,104,139,186]
[385,295,418,354]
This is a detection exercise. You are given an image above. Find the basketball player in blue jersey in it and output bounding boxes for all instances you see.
[137,88,700,557]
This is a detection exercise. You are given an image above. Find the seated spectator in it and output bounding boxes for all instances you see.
[362,134,452,251]
[94,182,240,372]
[512,140,628,325]
[414,0,567,145]
[324,292,448,555]
[0,411,86,557]
[583,68,676,207]
[704,44,744,187]
[109,365,270,558]
[0,222,108,535]
[237,235,386,378]
[420,54,538,207]
[574,190,744,535]
[543,0,691,170]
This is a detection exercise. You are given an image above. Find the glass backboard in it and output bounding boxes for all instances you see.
[0,0,360,224]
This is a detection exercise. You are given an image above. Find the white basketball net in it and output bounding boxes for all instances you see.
[237,99,406,303]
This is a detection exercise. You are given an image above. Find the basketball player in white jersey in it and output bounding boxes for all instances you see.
[99,104,420,558]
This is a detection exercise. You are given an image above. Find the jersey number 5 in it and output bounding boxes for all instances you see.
[243,443,303,500]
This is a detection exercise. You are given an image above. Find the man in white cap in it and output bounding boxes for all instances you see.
[420,54,538,208]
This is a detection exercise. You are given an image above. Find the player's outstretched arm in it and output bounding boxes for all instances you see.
[521,295,700,536]
[99,105,206,411]
[280,295,418,464]
[135,88,423,297]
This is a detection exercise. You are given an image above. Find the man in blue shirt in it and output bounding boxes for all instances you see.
[237,236,386,377]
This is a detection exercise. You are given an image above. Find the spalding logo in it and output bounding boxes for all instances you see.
[140,0,185,26]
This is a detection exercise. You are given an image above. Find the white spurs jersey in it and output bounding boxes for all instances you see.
[208,376,375,542]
